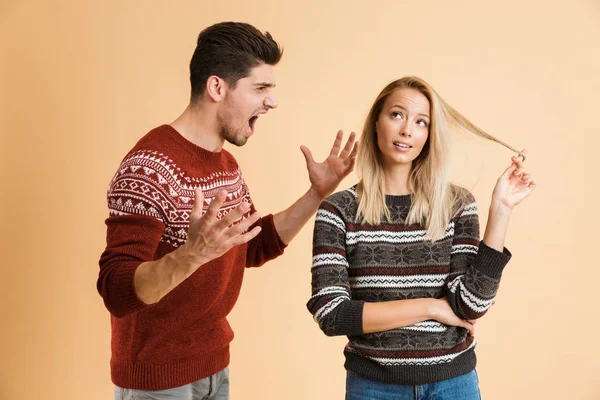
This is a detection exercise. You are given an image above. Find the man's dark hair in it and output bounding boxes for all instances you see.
[189,22,283,101]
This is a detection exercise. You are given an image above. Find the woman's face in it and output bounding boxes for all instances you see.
[375,88,431,168]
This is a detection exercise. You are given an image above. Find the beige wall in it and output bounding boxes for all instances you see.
[1,1,598,399]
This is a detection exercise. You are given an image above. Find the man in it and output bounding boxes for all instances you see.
[97,22,356,399]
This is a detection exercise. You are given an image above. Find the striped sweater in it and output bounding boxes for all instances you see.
[306,186,511,384]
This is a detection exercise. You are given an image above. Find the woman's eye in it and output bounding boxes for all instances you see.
[392,112,403,119]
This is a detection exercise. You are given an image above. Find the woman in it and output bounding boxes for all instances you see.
[307,76,536,399]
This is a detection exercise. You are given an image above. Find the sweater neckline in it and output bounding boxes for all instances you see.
[161,124,225,164]
[384,193,413,206]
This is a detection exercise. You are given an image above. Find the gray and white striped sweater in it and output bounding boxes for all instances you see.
[306,186,511,385]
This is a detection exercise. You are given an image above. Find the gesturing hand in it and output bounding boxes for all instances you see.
[182,188,262,266]
[491,149,537,211]
[300,130,358,199]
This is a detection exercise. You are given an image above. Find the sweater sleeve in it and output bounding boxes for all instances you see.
[245,212,287,268]
[97,158,168,318]
[244,182,287,268]
[445,194,512,320]
[306,200,364,337]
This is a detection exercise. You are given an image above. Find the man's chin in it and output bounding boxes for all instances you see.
[225,135,249,147]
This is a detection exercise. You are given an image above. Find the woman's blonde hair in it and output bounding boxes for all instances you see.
[356,76,517,241]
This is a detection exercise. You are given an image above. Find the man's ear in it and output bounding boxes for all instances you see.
[206,76,226,102]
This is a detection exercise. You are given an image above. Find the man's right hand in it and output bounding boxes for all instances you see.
[134,188,262,305]
[181,188,262,267]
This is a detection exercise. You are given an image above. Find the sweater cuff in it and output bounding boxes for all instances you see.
[337,300,365,336]
[475,241,512,279]
[262,213,288,252]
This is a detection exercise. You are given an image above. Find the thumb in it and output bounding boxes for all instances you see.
[300,145,315,167]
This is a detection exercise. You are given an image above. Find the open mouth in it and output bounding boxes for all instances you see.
[393,141,412,149]
[249,116,258,131]
[247,113,265,135]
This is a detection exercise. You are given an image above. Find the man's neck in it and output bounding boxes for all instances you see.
[170,103,224,152]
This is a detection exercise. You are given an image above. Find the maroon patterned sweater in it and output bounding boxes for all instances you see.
[98,125,286,390]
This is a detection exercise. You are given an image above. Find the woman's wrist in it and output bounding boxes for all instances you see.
[427,298,444,320]
[489,200,513,217]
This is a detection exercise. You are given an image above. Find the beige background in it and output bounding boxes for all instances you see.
[1,1,599,399]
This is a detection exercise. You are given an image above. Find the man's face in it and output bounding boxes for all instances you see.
[217,63,278,147]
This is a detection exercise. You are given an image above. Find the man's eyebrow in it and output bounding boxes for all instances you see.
[254,82,276,88]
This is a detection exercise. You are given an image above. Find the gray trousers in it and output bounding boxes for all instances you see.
[114,368,229,400]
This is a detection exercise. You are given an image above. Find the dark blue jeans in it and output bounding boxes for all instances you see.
[346,370,481,400]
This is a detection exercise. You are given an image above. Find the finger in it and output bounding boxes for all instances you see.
[463,321,475,337]
[521,173,533,184]
[216,201,252,230]
[467,319,478,325]
[517,149,528,162]
[329,130,344,157]
[349,141,358,159]
[227,226,263,247]
[345,145,358,167]
[339,131,356,159]
[513,167,529,178]
[510,156,524,169]
[223,210,262,238]
[501,163,518,179]
[522,177,533,185]
[300,145,316,168]
[190,187,205,220]
[523,180,537,191]
[345,157,356,174]
[202,190,227,221]
[511,150,527,169]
